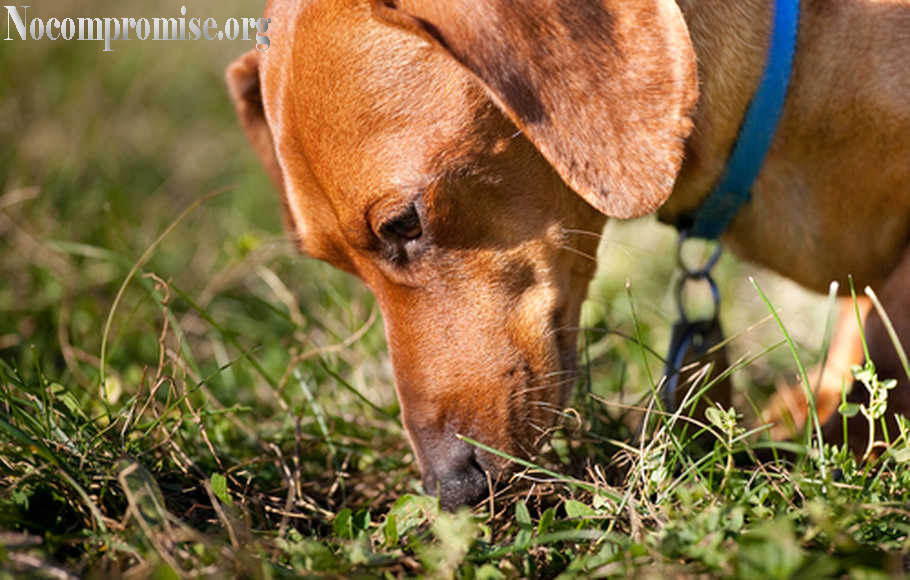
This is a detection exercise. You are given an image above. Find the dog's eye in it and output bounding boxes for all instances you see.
[379,205,422,242]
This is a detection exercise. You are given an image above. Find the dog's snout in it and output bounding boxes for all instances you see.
[421,437,489,510]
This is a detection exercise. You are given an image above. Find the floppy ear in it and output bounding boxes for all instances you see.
[372,0,698,219]
[226,50,285,196]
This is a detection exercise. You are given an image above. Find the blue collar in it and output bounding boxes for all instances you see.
[681,0,801,240]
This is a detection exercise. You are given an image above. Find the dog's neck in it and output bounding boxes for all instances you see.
[658,0,776,225]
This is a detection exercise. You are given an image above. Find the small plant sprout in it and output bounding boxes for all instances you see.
[848,360,898,461]
[705,403,744,488]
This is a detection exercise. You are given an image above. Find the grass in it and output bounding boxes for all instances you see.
[2,2,910,577]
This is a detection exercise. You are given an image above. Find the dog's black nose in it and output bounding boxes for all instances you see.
[422,439,489,510]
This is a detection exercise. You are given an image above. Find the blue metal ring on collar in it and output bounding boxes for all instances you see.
[676,231,723,278]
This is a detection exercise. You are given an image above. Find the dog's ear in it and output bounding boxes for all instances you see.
[226,50,285,195]
[372,0,698,219]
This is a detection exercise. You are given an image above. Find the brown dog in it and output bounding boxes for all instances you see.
[227,0,910,508]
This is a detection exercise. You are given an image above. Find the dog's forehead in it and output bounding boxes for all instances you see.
[273,2,488,214]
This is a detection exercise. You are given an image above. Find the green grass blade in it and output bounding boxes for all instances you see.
[750,277,827,481]
[865,286,910,382]
[100,187,229,385]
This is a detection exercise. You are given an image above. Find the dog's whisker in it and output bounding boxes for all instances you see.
[560,228,604,240]
[529,400,564,412]
[557,244,598,263]
[521,368,580,384]
[519,374,579,392]
[537,369,580,377]
[510,377,576,403]
[509,383,557,401]
[543,375,581,387]
[527,369,580,383]
[514,383,572,398]
[509,377,580,404]
[542,321,614,339]
[528,422,549,435]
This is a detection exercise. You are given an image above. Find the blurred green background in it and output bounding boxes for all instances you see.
[1,0,390,403]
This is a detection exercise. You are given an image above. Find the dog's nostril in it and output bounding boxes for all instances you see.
[424,446,490,511]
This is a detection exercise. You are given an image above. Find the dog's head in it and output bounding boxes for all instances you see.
[228,0,697,508]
